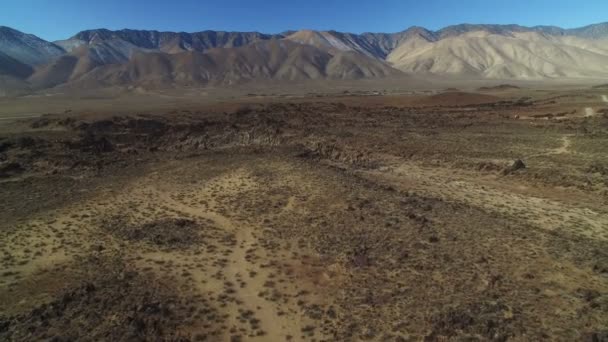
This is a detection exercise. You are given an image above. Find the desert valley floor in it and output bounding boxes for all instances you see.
[0,85,607,341]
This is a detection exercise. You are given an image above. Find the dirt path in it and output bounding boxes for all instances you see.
[140,170,313,341]
[526,134,573,158]
[2,163,325,341]
[553,135,572,154]
[581,95,607,117]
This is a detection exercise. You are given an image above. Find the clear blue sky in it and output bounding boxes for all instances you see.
[2,0,607,41]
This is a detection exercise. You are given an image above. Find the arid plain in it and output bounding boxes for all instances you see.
[1,82,607,341]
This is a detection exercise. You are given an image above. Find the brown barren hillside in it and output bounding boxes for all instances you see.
[66,40,401,88]
[387,31,608,78]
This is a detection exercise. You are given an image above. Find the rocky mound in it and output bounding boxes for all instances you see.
[103,217,211,249]
[0,253,221,341]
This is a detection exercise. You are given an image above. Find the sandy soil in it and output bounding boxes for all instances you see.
[1,86,607,341]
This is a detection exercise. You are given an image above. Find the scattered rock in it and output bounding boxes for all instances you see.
[584,331,608,342]
[0,162,24,178]
[0,254,218,341]
[503,159,526,175]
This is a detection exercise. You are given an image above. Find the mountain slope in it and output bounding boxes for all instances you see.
[359,27,437,58]
[567,22,608,40]
[387,31,608,79]
[55,29,282,54]
[434,23,608,40]
[0,26,65,66]
[69,40,401,88]
[284,30,381,58]
[285,27,437,59]
[29,39,151,88]
[0,51,34,78]
[284,23,608,64]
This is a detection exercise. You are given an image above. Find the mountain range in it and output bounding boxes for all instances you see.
[1,22,608,92]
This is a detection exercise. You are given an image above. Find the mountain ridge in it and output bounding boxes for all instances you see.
[0,26,65,66]
[2,22,608,92]
[57,39,402,88]
[55,29,285,54]
[60,22,608,46]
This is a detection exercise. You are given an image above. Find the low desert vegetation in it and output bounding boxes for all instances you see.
[1,88,607,341]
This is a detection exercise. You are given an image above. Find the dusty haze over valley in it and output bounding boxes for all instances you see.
[1,4,608,342]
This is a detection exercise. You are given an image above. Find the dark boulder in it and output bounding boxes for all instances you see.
[503,159,526,175]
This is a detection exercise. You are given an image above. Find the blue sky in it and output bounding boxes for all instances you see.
[2,0,607,41]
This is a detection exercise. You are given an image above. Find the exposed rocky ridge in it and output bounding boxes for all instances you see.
[55,29,283,53]
[60,22,608,60]
[0,51,33,78]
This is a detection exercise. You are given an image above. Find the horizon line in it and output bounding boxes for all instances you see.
[2,20,607,42]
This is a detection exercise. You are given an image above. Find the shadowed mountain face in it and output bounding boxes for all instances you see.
[55,29,284,54]
[1,22,608,91]
[0,26,65,66]
[0,51,33,78]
